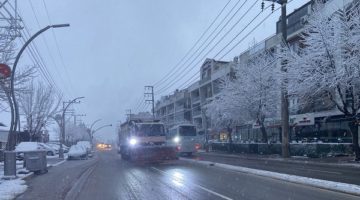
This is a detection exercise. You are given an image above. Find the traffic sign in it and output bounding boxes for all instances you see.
[0,64,11,78]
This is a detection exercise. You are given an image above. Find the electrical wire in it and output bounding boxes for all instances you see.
[153,0,234,87]
[155,0,250,94]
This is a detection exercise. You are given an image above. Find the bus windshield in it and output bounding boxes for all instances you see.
[179,126,196,137]
[136,124,165,136]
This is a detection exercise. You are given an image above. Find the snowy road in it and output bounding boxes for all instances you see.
[17,150,360,200]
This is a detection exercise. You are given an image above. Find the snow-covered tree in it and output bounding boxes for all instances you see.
[280,2,360,159]
[65,122,90,144]
[18,82,61,141]
[207,51,280,143]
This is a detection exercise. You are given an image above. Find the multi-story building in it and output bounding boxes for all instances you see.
[155,59,233,132]
[155,89,192,129]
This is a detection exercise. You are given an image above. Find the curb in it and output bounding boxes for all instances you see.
[181,158,360,197]
[197,152,360,168]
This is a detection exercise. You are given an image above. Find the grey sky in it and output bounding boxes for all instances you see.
[9,0,307,141]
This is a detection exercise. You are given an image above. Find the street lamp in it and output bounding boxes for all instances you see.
[88,119,102,148]
[91,124,112,144]
[59,96,84,159]
[7,24,70,151]
[90,119,102,132]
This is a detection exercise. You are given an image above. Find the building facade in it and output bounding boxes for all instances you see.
[155,0,358,144]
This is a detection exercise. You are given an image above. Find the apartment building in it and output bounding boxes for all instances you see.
[155,59,233,131]
[155,89,192,129]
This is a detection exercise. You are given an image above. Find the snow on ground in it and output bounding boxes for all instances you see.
[182,158,360,196]
[0,179,27,200]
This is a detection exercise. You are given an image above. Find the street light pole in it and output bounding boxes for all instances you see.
[88,119,102,148]
[92,124,112,136]
[7,24,70,151]
[263,0,289,157]
[59,96,84,159]
[90,119,102,132]
[91,124,112,145]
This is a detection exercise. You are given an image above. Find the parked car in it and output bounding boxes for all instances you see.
[67,144,88,160]
[46,143,70,154]
[15,142,56,157]
[77,141,91,153]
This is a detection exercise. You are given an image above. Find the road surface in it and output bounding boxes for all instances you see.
[193,152,360,185]
[17,150,360,200]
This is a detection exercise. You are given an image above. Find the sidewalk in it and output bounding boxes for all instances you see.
[196,150,359,167]
[0,157,66,200]
[191,150,360,185]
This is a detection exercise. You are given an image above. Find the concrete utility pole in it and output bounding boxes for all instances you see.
[144,86,155,118]
[126,109,132,121]
[72,114,86,125]
[59,97,84,159]
[263,0,289,157]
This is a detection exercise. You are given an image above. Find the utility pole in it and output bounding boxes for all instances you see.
[263,0,289,157]
[145,86,155,118]
[60,97,84,159]
[126,109,132,121]
[72,114,86,125]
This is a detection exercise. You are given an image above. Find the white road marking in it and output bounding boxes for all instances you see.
[151,167,233,200]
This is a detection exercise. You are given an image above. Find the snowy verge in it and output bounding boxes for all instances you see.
[0,179,27,200]
[181,158,360,196]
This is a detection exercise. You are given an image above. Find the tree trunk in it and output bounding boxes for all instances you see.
[260,124,268,143]
[349,122,360,161]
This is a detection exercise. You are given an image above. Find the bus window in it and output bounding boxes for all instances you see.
[179,126,196,136]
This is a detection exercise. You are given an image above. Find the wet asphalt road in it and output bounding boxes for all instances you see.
[77,150,360,200]
[18,150,360,200]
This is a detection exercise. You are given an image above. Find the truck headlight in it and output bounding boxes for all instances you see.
[129,138,137,145]
[173,136,180,143]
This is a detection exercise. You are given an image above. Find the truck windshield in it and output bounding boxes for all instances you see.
[136,124,165,136]
[179,126,196,137]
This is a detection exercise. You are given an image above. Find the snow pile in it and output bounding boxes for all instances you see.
[183,158,360,196]
[0,179,27,200]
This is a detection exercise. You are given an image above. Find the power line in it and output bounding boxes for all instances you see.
[175,5,274,91]
[41,0,75,96]
[155,0,248,93]
[153,0,233,87]
[178,0,296,90]
[156,0,259,95]
[28,0,72,96]
[6,2,65,98]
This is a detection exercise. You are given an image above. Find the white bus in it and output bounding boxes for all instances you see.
[167,124,200,156]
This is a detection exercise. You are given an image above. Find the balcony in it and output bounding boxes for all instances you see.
[192,109,201,117]
[199,76,211,85]
[191,96,200,103]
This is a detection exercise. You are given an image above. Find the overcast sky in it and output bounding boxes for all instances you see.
[3,0,307,141]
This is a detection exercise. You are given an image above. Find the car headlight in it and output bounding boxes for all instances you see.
[173,136,180,143]
[129,138,137,145]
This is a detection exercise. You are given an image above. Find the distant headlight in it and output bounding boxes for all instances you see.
[129,138,137,145]
[173,136,180,143]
